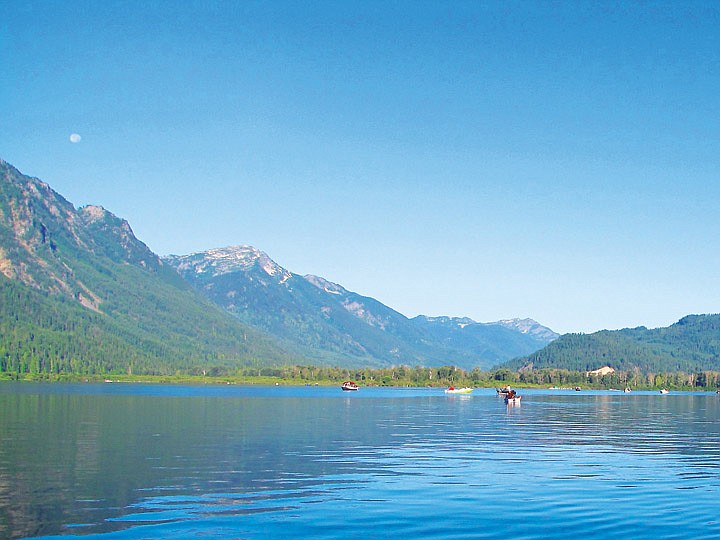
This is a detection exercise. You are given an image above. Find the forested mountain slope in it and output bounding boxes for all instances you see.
[505,314,720,373]
[0,159,294,376]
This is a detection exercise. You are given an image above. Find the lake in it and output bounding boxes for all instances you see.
[1,383,719,539]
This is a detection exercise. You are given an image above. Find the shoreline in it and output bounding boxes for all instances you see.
[0,372,710,392]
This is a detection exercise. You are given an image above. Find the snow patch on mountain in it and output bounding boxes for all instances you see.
[414,315,559,343]
[169,245,292,282]
[304,274,347,295]
[342,300,388,329]
[417,315,477,327]
[494,318,560,340]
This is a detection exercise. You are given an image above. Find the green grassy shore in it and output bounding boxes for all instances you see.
[0,369,714,392]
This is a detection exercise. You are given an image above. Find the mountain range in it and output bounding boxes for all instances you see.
[5,157,718,377]
[164,246,558,369]
[0,158,557,374]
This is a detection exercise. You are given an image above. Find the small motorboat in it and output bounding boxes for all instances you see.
[660,388,669,394]
[624,387,632,393]
[445,386,473,394]
[504,389,521,404]
[341,381,359,391]
[496,386,511,396]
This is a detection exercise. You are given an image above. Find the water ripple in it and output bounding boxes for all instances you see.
[7,389,720,539]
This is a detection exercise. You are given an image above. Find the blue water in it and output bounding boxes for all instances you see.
[1,383,719,539]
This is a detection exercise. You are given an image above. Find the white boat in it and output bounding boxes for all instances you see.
[660,388,669,394]
[445,386,473,394]
[496,386,511,396]
[624,387,632,393]
[341,381,359,391]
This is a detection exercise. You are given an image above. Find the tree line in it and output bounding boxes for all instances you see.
[186,365,720,390]
[4,350,720,390]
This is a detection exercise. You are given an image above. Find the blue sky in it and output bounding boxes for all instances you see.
[2,1,719,334]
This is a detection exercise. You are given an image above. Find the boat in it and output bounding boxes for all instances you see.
[341,381,359,391]
[504,389,521,404]
[445,386,473,394]
[624,387,632,393]
[660,388,669,394]
[496,385,512,396]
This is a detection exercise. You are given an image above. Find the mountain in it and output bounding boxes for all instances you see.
[164,246,558,369]
[0,159,295,376]
[411,315,559,367]
[504,314,720,373]
[0,157,558,374]
[165,246,440,367]
[494,318,560,342]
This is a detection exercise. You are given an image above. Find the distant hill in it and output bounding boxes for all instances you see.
[164,246,558,369]
[504,314,720,373]
[0,159,295,376]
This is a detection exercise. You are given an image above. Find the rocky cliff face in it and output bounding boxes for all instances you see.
[165,245,292,284]
[78,204,162,271]
[0,159,162,312]
[1,159,97,303]
[0,158,291,373]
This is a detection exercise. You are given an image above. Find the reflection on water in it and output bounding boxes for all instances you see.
[1,385,720,539]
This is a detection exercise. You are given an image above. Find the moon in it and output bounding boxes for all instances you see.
[69,133,82,143]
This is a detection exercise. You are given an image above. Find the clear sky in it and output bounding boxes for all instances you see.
[2,1,719,334]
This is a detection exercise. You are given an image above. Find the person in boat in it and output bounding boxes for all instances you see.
[507,389,516,399]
